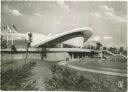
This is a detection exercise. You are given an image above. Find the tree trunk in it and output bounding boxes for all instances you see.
[24,45,29,65]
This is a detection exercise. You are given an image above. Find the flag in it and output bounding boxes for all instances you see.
[3,27,6,31]
[12,24,17,33]
[1,27,8,35]
[1,27,6,33]
[0,27,5,35]
[7,24,12,33]
[6,24,14,45]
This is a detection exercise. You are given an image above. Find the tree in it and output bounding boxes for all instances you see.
[1,35,7,49]
[119,47,124,54]
[24,33,32,64]
[45,65,101,91]
[1,40,7,49]
[96,42,102,50]
[103,47,107,50]
[123,50,127,56]
[90,51,95,58]
[108,47,117,54]
[11,45,17,53]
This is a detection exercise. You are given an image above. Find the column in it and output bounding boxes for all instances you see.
[70,52,72,60]
[72,53,74,60]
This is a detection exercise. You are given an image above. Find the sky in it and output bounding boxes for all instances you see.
[1,1,127,48]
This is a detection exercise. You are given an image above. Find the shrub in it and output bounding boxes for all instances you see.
[44,65,102,91]
[11,45,17,53]
[1,62,36,90]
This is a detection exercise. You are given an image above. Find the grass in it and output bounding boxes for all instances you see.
[44,64,127,92]
[27,61,59,90]
[44,65,106,91]
[7,39,28,48]
[2,60,17,66]
[66,65,127,92]
[1,57,127,91]
[1,58,59,90]
[69,57,127,71]
[67,57,127,91]
[1,62,36,90]
[1,59,39,73]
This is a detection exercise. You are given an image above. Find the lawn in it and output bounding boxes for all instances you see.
[1,62,36,90]
[1,59,39,73]
[67,66,127,92]
[69,57,127,71]
[1,58,58,90]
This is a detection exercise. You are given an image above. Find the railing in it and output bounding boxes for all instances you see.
[102,50,127,62]
[1,48,100,53]
[103,50,116,56]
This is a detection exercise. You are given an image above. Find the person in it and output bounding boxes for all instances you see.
[2,40,7,49]
[11,44,17,53]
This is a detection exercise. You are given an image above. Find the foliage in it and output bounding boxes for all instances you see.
[1,39,7,49]
[44,65,102,91]
[24,32,32,64]
[108,47,118,54]
[1,62,36,90]
[11,45,17,53]
[96,42,102,50]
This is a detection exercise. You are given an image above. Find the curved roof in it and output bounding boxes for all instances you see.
[32,27,93,47]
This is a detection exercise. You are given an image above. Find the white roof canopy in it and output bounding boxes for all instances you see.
[31,27,93,48]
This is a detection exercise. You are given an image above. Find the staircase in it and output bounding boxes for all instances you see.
[103,50,116,56]
[102,50,127,62]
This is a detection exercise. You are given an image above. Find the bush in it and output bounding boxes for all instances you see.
[44,65,102,91]
[1,62,36,90]
[1,40,7,49]
[11,45,17,53]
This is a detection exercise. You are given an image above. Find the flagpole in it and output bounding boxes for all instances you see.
[11,24,16,45]
[7,24,14,46]
[101,45,103,60]
[6,30,8,47]
[11,31,14,45]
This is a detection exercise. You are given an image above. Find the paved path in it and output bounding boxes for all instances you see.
[58,61,127,77]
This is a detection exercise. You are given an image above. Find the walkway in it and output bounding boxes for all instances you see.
[58,60,127,77]
[1,48,100,53]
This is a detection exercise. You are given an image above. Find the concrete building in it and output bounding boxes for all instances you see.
[1,27,96,61]
[30,27,93,61]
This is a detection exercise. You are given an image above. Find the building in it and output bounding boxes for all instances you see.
[1,27,97,61]
[30,27,94,61]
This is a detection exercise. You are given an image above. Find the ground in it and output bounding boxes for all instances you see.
[68,57,127,71]
[1,55,127,91]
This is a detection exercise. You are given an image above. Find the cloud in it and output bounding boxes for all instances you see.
[33,12,46,22]
[34,13,42,17]
[102,7,126,22]
[55,21,61,25]
[103,36,113,39]
[101,5,126,22]
[56,1,70,12]
[3,5,22,16]
[11,9,22,16]
[92,36,101,42]
[105,12,114,17]
[92,4,127,23]
[93,12,102,18]
[100,5,114,13]
[104,11,126,22]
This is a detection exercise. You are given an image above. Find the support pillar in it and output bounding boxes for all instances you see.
[82,53,84,59]
[70,52,72,60]
[84,53,85,58]
[77,53,80,59]
[72,53,74,60]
